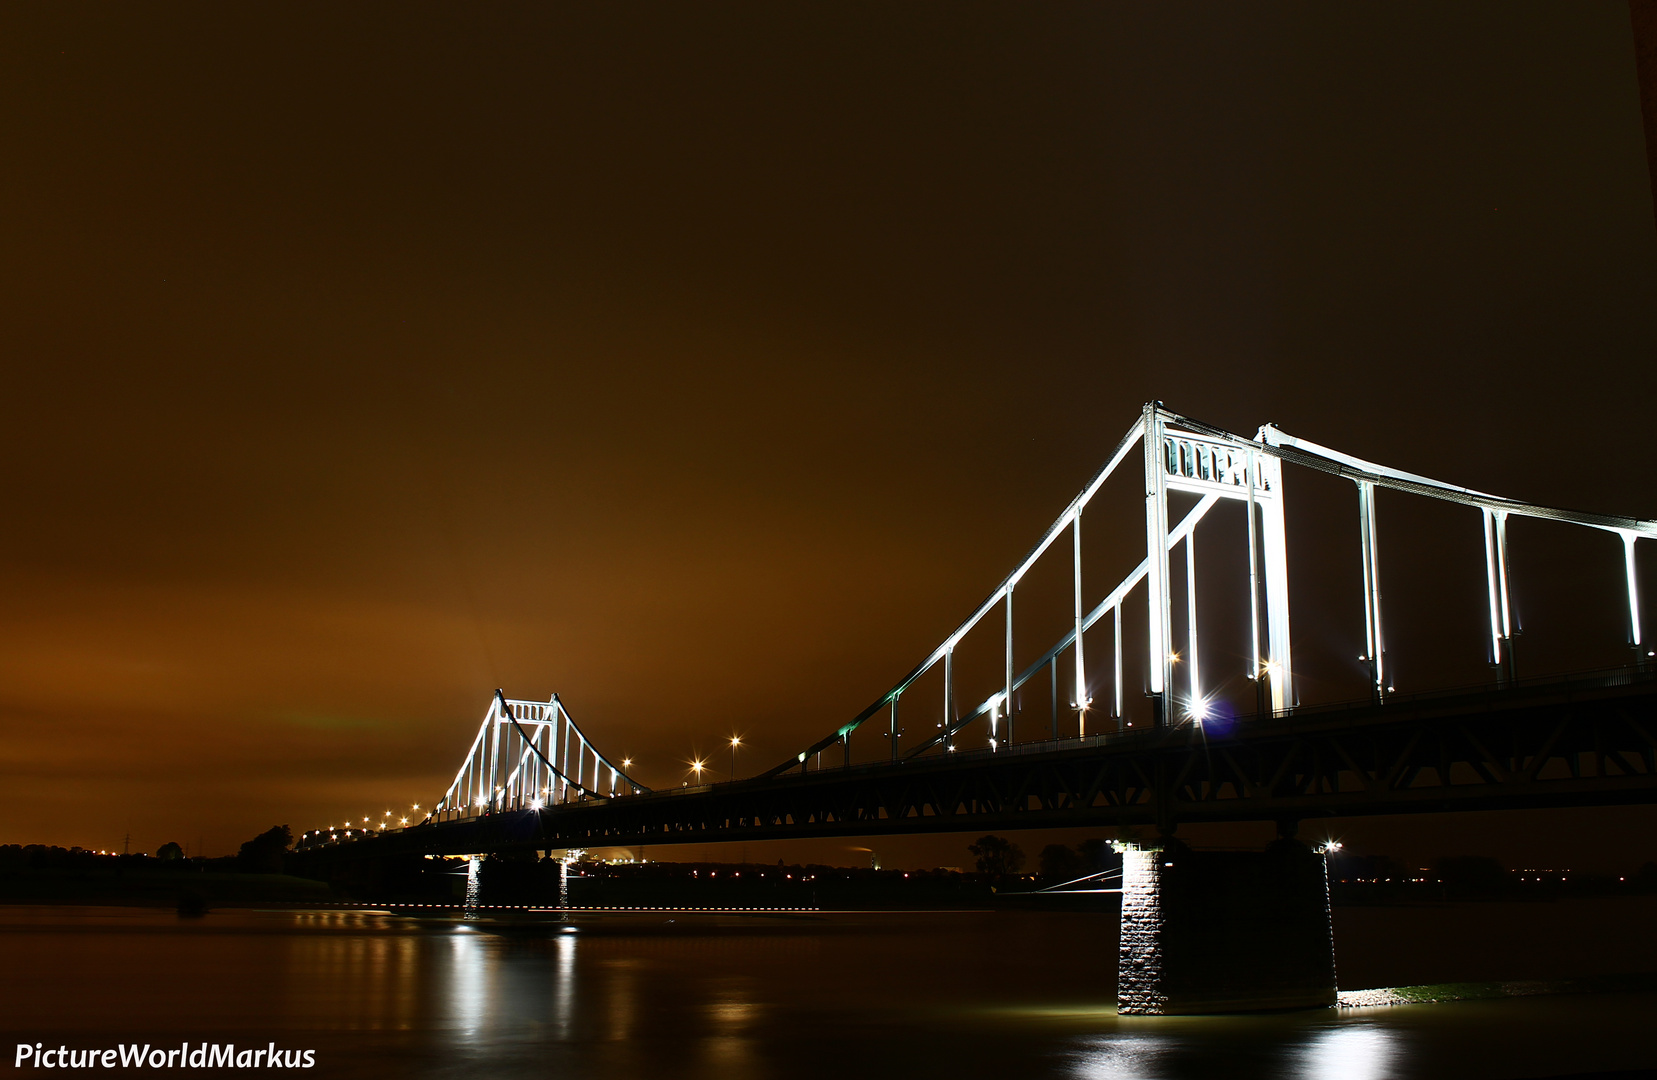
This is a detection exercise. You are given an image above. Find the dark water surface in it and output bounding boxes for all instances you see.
[3,902,1654,1079]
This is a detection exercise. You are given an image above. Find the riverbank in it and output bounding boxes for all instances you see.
[0,866,331,906]
[1337,973,1657,1008]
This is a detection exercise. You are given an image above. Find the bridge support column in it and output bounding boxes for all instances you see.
[1116,839,1336,1014]
[463,856,482,918]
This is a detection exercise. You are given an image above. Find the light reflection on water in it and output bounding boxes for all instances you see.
[1289,1024,1398,1080]
[1069,1034,1174,1080]
[551,933,575,1038]
[445,931,487,1040]
[702,984,764,1080]
[0,906,1653,1080]
[1071,1023,1401,1080]
[601,956,640,1044]
[442,924,584,1044]
[283,912,420,1031]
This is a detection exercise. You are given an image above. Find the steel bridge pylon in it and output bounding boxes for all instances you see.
[763,402,1656,779]
[431,691,648,823]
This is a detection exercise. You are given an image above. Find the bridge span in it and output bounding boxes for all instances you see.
[299,402,1656,858]
[302,666,1657,859]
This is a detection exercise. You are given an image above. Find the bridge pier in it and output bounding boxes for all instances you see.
[463,855,482,917]
[1116,837,1336,1014]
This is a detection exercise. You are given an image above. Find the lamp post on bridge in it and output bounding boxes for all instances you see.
[730,735,742,780]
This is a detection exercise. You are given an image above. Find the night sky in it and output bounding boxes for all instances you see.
[3,3,1654,870]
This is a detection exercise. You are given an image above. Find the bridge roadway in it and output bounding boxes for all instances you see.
[309,667,1657,859]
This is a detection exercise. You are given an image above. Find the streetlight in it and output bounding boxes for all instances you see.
[689,758,706,784]
[730,735,742,779]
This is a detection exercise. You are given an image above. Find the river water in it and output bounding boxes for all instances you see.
[2,902,1654,1079]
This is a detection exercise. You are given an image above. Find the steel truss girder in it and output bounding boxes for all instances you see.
[553,682,1656,843]
[334,672,1657,858]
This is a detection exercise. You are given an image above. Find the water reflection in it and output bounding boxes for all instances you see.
[439,921,585,1045]
[1069,1034,1174,1080]
[601,958,640,1044]
[4,907,1653,1080]
[701,983,763,1080]
[551,933,575,1037]
[1288,1023,1398,1080]
[1069,1019,1404,1080]
[283,913,419,1031]
[446,930,489,1041]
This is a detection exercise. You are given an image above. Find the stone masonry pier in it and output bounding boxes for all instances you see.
[1117,838,1337,1014]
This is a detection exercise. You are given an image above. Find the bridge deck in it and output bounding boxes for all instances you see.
[303,668,1657,858]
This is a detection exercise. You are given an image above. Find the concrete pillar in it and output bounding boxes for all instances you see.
[1117,838,1336,1014]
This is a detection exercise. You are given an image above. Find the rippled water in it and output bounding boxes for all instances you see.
[2,904,1654,1079]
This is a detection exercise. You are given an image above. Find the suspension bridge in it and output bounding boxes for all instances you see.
[296,402,1657,859]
